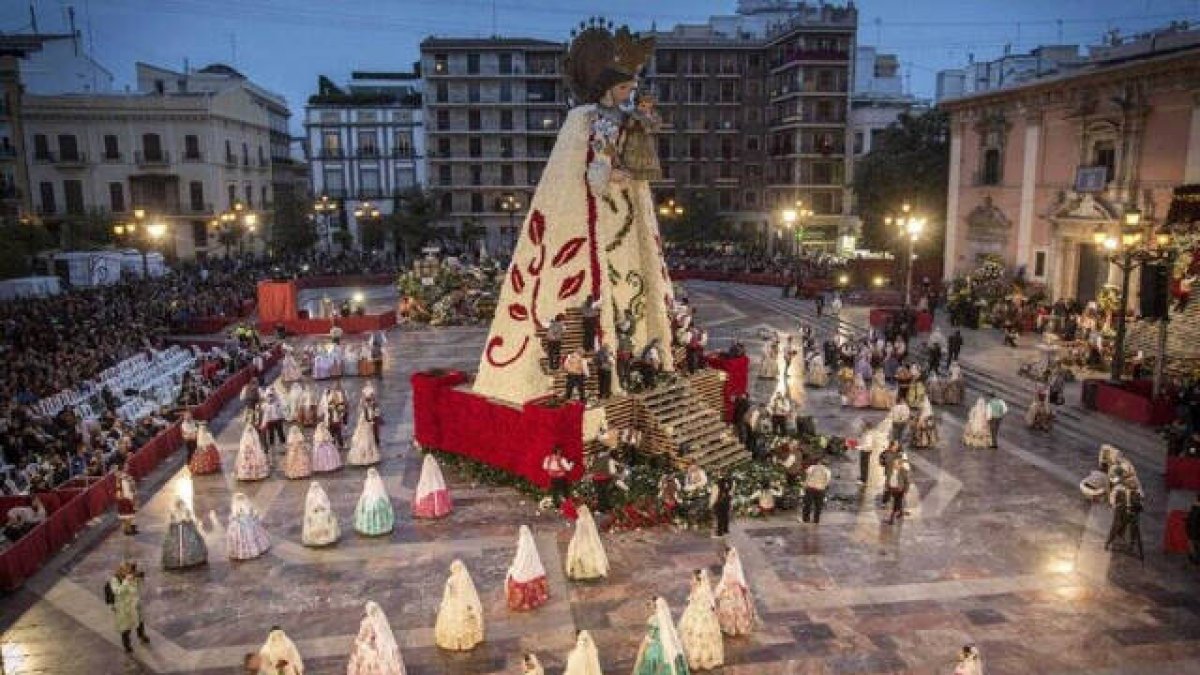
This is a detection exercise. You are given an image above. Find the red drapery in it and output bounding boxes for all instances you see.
[706,354,750,422]
[1165,509,1191,553]
[258,311,397,336]
[411,372,584,488]
[1167,456,1200,491]
[257,280,299,323]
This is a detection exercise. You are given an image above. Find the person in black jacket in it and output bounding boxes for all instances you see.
[1188,493,1200,565]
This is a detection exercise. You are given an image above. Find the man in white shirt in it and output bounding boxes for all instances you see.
[562,348,590,402]
[802,459,832,524]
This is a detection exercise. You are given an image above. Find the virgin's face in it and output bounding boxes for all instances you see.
[609,81,636,105]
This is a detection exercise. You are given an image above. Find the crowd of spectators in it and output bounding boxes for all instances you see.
[0,251,400,509]
[666,245,841,280]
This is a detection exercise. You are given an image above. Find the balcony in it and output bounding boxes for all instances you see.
[33,152,55,163]
[224,152,238,167]
[357,189,383,199]
[391,148,416,159]
[0,146,16,159]
[186,201,213,214]
[318,149,344,160]
[770,49,850,70]
[101,152,122,163]
[54,152,89,168]
[136,150,171,166]
[359,147,380,159]
[258,158,269,168]
[182,151,204,163]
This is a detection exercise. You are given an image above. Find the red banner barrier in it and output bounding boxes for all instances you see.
[706,354,750,422]
[259,311,397,336]
[0,350,278,590]
[293,274,394,290]
[411,373,584,488]
[1165,509,1191,553]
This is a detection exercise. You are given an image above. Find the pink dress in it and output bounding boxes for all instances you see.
[311,425,342,473]
[226,505,271,560]
[413,454,453,519]
[283,435,312,479]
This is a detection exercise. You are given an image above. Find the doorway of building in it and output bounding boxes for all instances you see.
[1075,242,1106,302]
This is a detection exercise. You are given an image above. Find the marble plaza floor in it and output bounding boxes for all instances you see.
[3,281,1200,674]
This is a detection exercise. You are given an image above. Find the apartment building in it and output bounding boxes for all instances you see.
[22,62,286,260]
[419,37,567,250]
[305,70,425,248]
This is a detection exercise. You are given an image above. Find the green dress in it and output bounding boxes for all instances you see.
[632,620,689,675]
[354,496,395,536]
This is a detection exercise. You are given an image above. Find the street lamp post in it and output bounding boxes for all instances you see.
[353,201,382,251]
[1096,207,1159,382]
[884,203,926,308]
[313,194,339,252]
[778,200,813,258]
[658,197,685,239]
[498,193,523,253]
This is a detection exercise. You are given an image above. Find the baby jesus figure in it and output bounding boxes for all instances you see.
[618,92,662,181]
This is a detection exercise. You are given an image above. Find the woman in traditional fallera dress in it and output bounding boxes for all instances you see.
[281,351,303,384]
[235,422,270,481]
[297,383,318,426]
[563,630,603,675]
[926,372,946,405]
[566,503,609,580]
[225,492,270,561]
[869,369,894,410]
[346,601,406,675]
[786,347,806,408]
[678,569,724,670]
[714,546,757,637]
[412,453,453,518]
[911,397,939,449]
[848,373,870,408]
[188,422,222,475]
[906,376,927,408]
[506,525,550,611]
[301,481,340,547]
[354,468,395,536]
[287,382,304,424]
[343,343,361,377]
[258,627,304,675]
[283,425,312,479]
[962,397,993,448]
[633,597,689,675]
[806,353,829,387]
[311,421,342,473]
[435,559,485,651]
[954,644,984,675]
[944,363,965,405]
[347,406,381,466]
[759,340,779,379]
[522,653,546,675]
[161,498,207,570]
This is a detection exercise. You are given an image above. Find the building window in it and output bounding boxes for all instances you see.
[469,137,482,158]
[103,134,120,160]
[658,137,671,159]
[357,130,378,157]
[33,134,50,160]
[468,82,480,103]
[258,146,265,165]
[142,133,163,162]
[470,192,483,212]
[470,165,482,186]
[689,164,702,183]
[853,131,864,155]
[57,135,79,161]
[659,82,672,103]
[468,110,481,131]
[434,54,448,73]
[192,221,207,248]
[261,185,268,207]
[64,180,84,215]
[689,81,704,103]
[467,53,480,74]
[689,138,702,159]
[437,110,450,130]
[1033,249,1047,278]
[244,183,253,207]
[440,192,453,212]
[500,137,513,158]
[38,181,55,214]
[1093,140,1116,183]
[744,190,758,206]
[225,139,235,162]
[746,136,760,152]
[360,167,380,196]
[189,181,205,211]
[396,167,416,189]
[227,183,237,208]
[500,81,512,103]
[500,110,513,131]
[241,142,249,166]
[393,131,413,158]
[439,165,452,186]
[435,81,448,103]
[720,81,738,103]
[499,53,513,75]
[184,134,201,160]
[109,182,126,212]
[437,138,451,156]
[501,164,514,185]
[657,51,677,73]
[981,148,1002,185]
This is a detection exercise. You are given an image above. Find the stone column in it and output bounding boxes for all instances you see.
[944,122,963,281]
[1016,118,1041,271]
[1185,90,1200,183]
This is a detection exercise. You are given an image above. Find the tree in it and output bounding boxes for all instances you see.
[61,208,119,250]
[458,217,486,256]
[359,217,388,251]
[270,191,319,254]
[660,191,729,244]
[390,188,441,262]
[0,221,54,279]
[852,109,950,259]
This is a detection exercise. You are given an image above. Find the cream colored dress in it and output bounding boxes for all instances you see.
[678,569,724,670]
[565,504,609,580]
[435,560,484,651]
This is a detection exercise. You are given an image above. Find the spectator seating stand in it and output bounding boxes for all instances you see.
[0,346,280,590]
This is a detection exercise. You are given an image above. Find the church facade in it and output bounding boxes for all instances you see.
[941,32,1200,303]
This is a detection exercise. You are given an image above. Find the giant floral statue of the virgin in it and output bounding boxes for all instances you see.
[473,20,675,405]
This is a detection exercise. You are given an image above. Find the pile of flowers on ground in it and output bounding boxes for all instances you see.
[396,257,501,326]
